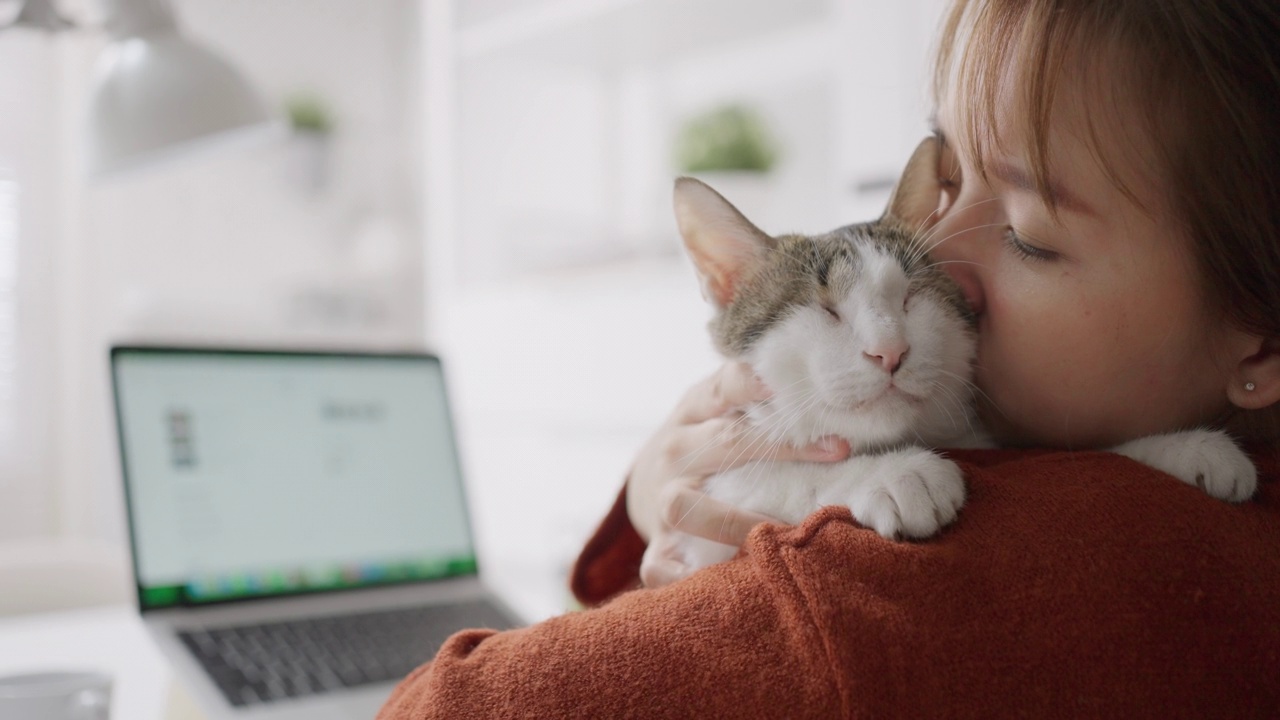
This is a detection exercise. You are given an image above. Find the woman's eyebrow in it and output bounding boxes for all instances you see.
[988,160,1097,216]
[927,124,1095,216]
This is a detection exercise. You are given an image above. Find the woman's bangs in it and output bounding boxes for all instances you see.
[933,0,1108,211]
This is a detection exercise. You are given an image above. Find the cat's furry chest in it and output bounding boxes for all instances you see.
[702,459,861,526]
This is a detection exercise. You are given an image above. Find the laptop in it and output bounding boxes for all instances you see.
[110,346,523,719]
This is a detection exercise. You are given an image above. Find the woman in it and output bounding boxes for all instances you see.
[380,1,1280,716]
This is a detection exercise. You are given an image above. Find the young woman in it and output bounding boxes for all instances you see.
[379,1,1280,716]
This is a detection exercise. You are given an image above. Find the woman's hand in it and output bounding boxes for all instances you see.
[627,361,851,587]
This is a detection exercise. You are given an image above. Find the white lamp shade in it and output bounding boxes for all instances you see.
[87,32,277,176]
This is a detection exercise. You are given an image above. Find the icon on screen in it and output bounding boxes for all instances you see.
[166,408,197,469]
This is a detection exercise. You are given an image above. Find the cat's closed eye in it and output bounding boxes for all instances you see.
[823,304,841,322]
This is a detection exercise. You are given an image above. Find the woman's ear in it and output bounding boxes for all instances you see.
[673,177,775,308]
[1226,336,1280,410]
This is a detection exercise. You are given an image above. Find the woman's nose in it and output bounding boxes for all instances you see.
[927,215,987,316]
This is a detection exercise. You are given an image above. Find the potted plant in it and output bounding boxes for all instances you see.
[673,103,780,223]
[285,93,334,194]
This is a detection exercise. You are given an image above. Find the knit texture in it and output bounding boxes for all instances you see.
[378,448,1280,719]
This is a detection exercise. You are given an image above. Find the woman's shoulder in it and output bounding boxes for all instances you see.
[770,445,1280,566]
[746,445,1280,715]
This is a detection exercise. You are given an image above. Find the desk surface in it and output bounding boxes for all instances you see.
[0,605,173,719]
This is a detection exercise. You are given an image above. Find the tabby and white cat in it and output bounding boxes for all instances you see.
[644,138,1257,580]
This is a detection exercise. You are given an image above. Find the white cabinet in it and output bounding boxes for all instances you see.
[425,0,948,291]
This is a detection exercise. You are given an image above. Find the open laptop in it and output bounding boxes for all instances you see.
[110,346,522,719]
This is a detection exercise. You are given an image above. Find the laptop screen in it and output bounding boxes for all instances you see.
[111,348,478,611]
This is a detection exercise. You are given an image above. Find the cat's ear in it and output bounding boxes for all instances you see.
[883,136,942,229]
[674,177,775,308]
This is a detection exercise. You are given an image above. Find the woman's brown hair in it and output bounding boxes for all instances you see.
[933,0,1280,443]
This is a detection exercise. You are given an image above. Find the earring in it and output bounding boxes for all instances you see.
[1245,382,1256,392]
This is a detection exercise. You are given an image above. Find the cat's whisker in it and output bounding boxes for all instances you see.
[935,368,1009,423]
[711,386,821,480]
[908,205,946,254]
[928,377,982,440]
[914,222,1006,264]
[924,380,961,434]
[718,390,830,540]
[908,218,996,266]
[727,388,824,484]
[908,197,1000,248]
[920,259,990,271]
[683,387,824,541]
[670,408,760,477]
[669,374,813,477]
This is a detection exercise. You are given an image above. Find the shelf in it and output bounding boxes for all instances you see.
[458,0,831,68]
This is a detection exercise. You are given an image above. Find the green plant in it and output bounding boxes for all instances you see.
[285,94,334,134]
[675,104,778,173]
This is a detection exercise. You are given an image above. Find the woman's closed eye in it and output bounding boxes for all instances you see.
[1003,228,1059,262]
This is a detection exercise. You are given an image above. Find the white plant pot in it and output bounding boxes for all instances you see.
[685,170,779,232]
[285,130,331,194]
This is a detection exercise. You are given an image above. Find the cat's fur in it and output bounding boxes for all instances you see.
[645,137,1258,581]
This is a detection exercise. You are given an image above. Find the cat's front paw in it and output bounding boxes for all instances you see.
[848,451,966,540]
[1113,429,1257,502]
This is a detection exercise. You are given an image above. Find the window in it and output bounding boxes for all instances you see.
[0,35,57,542]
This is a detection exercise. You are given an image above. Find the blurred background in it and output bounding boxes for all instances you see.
[0,0,945,623]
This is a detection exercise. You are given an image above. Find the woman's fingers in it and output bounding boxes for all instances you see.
[672,362,772,425]
[627,359,850,547]
[663,418,850,479]
[660,485,782,547]
[640,533,696,588]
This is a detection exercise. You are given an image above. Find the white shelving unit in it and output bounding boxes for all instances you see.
[418,0,949,621]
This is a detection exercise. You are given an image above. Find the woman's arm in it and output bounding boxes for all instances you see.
[378,536,842,720]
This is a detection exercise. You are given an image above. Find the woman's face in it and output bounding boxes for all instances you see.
[929,87,1239,449]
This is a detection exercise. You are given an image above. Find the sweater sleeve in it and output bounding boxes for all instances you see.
[568,483,646,606]
[375,528,842,720]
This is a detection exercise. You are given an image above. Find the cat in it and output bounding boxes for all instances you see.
[643,137,1258,582]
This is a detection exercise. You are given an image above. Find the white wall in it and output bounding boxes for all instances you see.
[48,0,427,546]
[1,0,951,621]
[429,0,952,620]
[0,33,64,541]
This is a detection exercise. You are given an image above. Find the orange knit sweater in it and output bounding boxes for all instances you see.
[377,449,1280,719]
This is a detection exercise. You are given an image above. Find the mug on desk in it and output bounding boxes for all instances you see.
[0,671,112,720]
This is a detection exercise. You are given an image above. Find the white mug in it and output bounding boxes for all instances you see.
[0,671,112,720]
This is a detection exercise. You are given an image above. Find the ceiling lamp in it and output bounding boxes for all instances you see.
[86,0,279,176]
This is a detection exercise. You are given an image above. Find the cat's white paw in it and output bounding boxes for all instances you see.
[847,451,966,540]
[1113,429,1257,503]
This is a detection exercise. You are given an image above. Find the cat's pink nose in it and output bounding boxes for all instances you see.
[864,342,908,374]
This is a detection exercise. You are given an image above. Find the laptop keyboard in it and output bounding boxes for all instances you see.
[178,600,513,707]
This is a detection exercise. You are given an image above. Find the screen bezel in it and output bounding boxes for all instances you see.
[109,345,481,613]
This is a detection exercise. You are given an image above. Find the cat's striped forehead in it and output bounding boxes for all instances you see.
[796,222,920,298]
[710,219,965,357]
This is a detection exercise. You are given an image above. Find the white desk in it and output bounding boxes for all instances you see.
[0,605,180,719]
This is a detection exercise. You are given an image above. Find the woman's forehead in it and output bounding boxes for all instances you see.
[934,60,1170,220]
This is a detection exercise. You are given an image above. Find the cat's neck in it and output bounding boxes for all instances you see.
[746,394,983,454]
